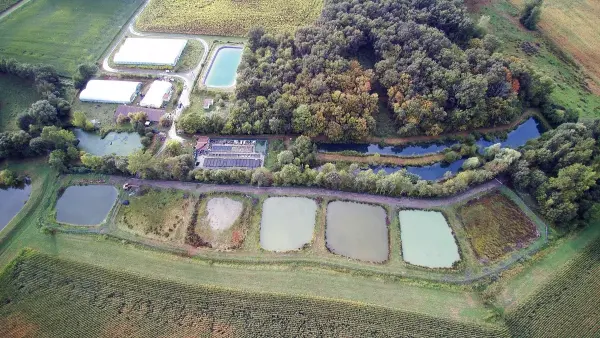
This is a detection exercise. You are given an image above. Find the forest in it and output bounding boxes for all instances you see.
[220,0,557,141]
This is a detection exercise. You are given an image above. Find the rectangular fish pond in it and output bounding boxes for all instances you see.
[260,197,317,252]
[55,185,118,226]
[203,46,243,88]
[0,184,31,231]
[399,210,460,268]
[74,128,142,156]
[326,201,388,263]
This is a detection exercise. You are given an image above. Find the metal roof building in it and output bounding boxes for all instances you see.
[79,80,142,104]
[114,38,188,66]
[140,81,173,108]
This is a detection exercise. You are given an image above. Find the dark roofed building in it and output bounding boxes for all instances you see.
[203,157,262,169]
[196,136,210,152]
[115,105,166,122]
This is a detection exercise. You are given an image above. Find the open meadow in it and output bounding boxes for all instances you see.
[136,0,324,36]
[467,0,600,117]
[0,74,39,131]
[0,0,144,75]
[510,0,600,93]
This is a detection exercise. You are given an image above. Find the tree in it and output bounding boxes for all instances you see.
[73,63,98,89]
[128,112,148,124]
[41,126,76,150]
[48,149,68,172]
[116,114,130,125]
[291,135,316,167]
[127,150,155,178]
[81,153,103,171]
[0,169,17,187]
[19,100,58,131]
[251,167,273,187]
[71,111,94,131]
[165,140,182,156]
[277,150,294,166]
[520,0,543,30]
[462,157,481,170]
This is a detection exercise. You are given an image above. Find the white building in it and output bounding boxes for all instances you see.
[140,81,173,108]
[114,38,188,66]
[79,80,142,104]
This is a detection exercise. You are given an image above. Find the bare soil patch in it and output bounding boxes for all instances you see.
[205,197,243,231]
[0,313,39,338]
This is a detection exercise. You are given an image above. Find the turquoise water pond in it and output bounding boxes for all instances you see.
[55,185,118,226]
[326,201,388,262]
[204,47,243,87]
[399,210,460,268]
[260,197,317,252]
[74,129,142,156]
[0,184,31,231]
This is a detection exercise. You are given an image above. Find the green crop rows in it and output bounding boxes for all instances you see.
[505,238,600,337]
[0,250,509,338]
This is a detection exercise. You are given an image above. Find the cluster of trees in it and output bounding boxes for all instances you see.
[0,169,24,188]
[0,59,72,161]
[520,0,543,30]
[207,0,553,141]
[511,122,600,227]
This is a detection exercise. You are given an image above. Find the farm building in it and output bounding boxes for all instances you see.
[114,105,165,122]
[140,81,173,108]
[114,38,187,66]
[203,99,214,109]
[79,80,142,104]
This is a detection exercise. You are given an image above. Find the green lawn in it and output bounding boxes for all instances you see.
[0,74,39,131]
[473,0,600,117]
[0,0,143,75]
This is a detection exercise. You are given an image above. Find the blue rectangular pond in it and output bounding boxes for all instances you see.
[0,185,31,231]
[204,47,243,88]
[371,158,466,181]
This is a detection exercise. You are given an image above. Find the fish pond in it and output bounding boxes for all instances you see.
[260,197,317,252]
[74,129,142,156]
[399,210,460,268]
[55,185,118,226]
[204,46,243,88]
[370,158,466,181]
[326,201,388,262]
[0,184,31,231]
[318,117,544,157]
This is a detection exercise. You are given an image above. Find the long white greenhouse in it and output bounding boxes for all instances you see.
[79,80,142,104]
[140,81,173,108]
[113,38,188,66]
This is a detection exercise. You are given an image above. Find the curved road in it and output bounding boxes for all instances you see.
[100,0,210,143]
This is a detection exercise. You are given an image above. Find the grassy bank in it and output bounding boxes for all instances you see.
[0,74,39,132]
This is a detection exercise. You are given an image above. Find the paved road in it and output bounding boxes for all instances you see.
[99,0,210,144]
[123,177,502,208]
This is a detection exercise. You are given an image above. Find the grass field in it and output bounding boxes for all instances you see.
[468,0,600,117]
[116,187,195,240]
[0,0,143,75]
[459,192,539,262]
[504,237,600,337]
[0,0,19,13]
[510,0,600,94]
[0,74,39,131]
[136,0,324,36]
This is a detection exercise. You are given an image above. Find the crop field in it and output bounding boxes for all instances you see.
[0,0,144,75]
[469,0,600,117]
[504,238,600,337]
[136,0,324,36]
[0,0,19,13]
[0,250,509,338]
[458,192,538,262]
[510,0,600,93]
[0,74,39,132]
[116,187,195,241]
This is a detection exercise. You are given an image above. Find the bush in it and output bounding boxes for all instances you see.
[520,0,543,30]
